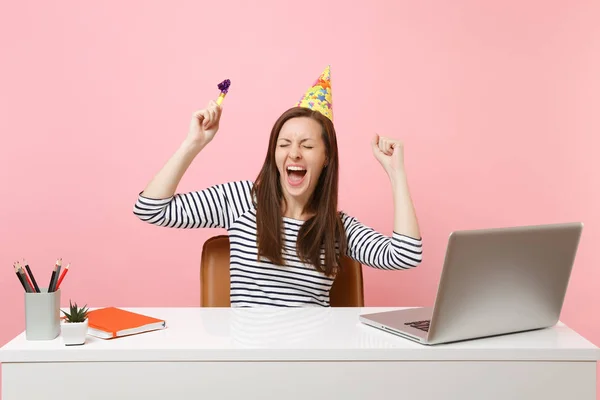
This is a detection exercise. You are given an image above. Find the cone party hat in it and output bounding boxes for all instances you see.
[295,65,333,121]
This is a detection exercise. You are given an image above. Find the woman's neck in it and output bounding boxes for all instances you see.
[282,198,312,221]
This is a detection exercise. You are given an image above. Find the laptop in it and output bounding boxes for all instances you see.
[359,222,583,345]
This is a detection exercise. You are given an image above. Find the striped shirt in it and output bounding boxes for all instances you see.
[133,180,423,307]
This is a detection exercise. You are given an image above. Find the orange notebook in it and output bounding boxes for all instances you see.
[86,307,166,339]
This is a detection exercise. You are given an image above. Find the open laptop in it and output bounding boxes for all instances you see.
[359,222,583,345]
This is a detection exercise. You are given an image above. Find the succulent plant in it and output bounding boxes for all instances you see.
[61,300,89,323]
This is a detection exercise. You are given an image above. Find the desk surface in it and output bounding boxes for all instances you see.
[1,307,598,363]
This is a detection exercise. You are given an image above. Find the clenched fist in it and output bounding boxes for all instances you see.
[185,100,223,149]
[371,134,406,178]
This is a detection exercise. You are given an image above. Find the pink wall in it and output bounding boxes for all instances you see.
[1,0,599,396]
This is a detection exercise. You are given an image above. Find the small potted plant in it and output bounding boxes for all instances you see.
[60,300,89,346]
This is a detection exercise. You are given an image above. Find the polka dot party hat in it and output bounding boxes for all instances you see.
[295,65,333,121]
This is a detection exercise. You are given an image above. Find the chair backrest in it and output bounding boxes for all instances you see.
[200,235,364,307]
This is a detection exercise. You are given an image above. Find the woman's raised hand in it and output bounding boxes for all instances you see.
[185,100,223,149]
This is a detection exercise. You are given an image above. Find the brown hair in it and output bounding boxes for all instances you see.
[251,106,348,277]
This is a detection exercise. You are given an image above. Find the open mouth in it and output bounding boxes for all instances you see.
[286,165,307,186]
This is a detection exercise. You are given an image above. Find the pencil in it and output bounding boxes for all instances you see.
[14,263,28,292]
[47,263,57,293]
[17,261,36,293]
[16,264,33,293]
[55,263,70,290]
[23,259,40,293]
[52,259,62,292]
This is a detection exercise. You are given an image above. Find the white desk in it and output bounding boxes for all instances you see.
[1,307,598,399]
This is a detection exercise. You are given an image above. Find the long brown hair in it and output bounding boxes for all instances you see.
[251,106,348,277]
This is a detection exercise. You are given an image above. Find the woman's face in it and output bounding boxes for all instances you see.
[275,116,328,208]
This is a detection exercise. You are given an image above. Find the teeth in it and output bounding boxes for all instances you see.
[287,166,306,171]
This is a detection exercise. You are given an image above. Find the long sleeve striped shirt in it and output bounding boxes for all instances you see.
[133,180,423,307]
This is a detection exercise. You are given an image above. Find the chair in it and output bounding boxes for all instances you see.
[200,235,364,307]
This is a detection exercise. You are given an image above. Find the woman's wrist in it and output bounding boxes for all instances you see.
[179,139,205,157]
[389,168,408,189]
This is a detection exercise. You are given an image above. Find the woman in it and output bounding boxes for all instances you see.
[133,68,422,307]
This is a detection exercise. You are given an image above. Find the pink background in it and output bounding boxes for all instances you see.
[1,0,599,396]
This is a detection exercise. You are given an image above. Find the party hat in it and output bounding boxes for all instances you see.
[295,65,333,121]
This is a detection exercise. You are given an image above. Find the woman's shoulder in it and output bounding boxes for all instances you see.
[216,180,256,217]
[216,180,255,199]
[337,210,376,231]
[337,210,358,225]
[217,179,255,192]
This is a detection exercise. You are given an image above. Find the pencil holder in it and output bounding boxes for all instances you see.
[24,288,61,340]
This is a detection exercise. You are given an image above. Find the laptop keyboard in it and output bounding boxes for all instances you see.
[404,320,430,332]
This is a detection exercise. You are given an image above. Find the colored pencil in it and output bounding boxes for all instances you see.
[52,259,62,292]
[14,263,28,292]
[55,263,70,290]
[17,261,36,293]
[22,259,40,293]
[47,264,57,293]
[17,265,33,293]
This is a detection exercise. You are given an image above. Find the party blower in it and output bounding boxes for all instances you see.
[216,79,231,105]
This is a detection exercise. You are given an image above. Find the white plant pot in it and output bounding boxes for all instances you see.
[61,319,88,346]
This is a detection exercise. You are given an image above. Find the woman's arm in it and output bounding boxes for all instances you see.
[141,100,223,199]
[341,134,423,270]
[342,212,422,270]
[140,140,204,200]
[133,180,253,230]
[133,100,252,230]
[372,134,421,240]
[390,170,421,239]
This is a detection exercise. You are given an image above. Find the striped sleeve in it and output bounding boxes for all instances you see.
[132,180,254,229]
[341,212,423,270]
